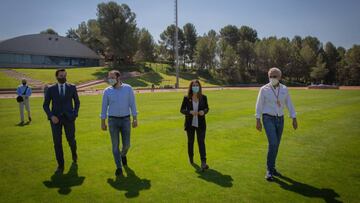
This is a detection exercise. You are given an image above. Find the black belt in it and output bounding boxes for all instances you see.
[109,115,130,119]
[263,113,283,118]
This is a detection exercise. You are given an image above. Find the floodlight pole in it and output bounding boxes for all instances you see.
[174,0,179,88]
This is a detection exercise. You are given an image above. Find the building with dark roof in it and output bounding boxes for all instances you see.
[0,34,100,68]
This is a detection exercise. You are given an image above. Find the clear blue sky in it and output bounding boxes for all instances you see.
[1,0,359,48]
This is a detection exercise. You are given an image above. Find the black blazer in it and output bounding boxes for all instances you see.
[180,95,209,130]
[43,83,80,121]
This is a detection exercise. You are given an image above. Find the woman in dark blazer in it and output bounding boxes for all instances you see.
[180,80,209,170]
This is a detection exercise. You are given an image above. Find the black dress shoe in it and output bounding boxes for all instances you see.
[115,168,123,176]
[55,167,64,174]
[201,162,209,171]
[272,169,282,177]
[121,156,127,166]
[28,117,32,122]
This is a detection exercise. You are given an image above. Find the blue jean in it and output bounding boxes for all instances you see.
[262,114,284,173]
[108,116,131,169]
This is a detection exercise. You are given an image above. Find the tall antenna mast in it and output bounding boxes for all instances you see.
[174,0,179,88]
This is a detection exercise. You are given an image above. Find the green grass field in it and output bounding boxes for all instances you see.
[0,71,21,89]
[15,67,109,85]
[0,89,359,202]
[4,63,220,89]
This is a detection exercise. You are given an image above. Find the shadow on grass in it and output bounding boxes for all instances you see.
[43,163,85,195]
[123,72,164,87]
[124,77,149,87]
[91,67,112,79]
[139,72,163,85]
[15,121,30,127]
[192,163,233,188]
[273,175,341,203]
[107,166,151,198]
[166,70,199,81]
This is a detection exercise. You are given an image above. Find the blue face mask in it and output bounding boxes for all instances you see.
[192,86,200,93]
[108,79,117,86]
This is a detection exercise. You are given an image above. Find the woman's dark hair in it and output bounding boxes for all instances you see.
[187,79,202,98]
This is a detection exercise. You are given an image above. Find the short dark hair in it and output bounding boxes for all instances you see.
[55,68,66,77]
[109,70,121,78]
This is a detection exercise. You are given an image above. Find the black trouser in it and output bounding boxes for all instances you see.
[186,126,206,162]
[50,116,77,168]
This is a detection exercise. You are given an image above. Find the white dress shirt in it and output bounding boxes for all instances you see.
[255,83,296,118]
[192,100,199,127]
[58,83,66,96]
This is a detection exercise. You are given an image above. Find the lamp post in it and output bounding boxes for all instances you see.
[174,0,179,88]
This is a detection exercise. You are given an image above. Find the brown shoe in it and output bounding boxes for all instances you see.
[201,162,209,171]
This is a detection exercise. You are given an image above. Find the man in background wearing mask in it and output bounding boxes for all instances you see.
[16,78,32,125]
[43,68,80,174]
[100,70,138,177]
[255,67,298,181]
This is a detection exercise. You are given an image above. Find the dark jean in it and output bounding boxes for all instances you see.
[186,126,206,162]
[108,116,131,169]
[50,116,77,168]
[262,114,284,173]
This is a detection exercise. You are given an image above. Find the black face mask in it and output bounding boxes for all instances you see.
[57,77,67,84]
[22,82,26,86]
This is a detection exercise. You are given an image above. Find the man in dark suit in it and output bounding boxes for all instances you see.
[43,68,80,174]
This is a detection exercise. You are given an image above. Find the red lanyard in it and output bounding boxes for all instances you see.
[270,85,281,107]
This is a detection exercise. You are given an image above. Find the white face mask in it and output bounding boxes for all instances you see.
[108,78,117,86]
[269,78,279,86]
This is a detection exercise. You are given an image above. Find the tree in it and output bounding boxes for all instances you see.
[194,30,217,70]
[302,36,321,54]
[238,25,258,43]
[220,45,242,83]
[66,20,105,55]
[300,44,317,82]
[345,45,360,85]
[134,28,155,62]
[220,25,240,49]
[65,28,79,41]
[40,28,58,35]
[324,42,339,84]
[97,1,139,65]
[288,39,307,82]
[194,36,209,69]
[291,35,302,50]
[183,23,197,67]
[310,53,329,83]
[159,24,185,63]
[336,47,348,85]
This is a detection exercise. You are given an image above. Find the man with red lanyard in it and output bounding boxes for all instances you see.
[255,67,298,181]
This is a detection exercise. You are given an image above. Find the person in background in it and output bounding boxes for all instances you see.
[151,84,155,92]
[101,70,138,177]
[255,67,298,181]
[16,78,32,125]
[43,69,80,174]
[180,80,209,171]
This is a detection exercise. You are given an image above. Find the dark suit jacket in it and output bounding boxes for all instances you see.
[180,95,209,130]
[43,83,80,121]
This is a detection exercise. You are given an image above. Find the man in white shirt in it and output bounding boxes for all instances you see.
[255,67,298,181]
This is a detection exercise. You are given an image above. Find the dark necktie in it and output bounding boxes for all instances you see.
[60,84,64,97]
